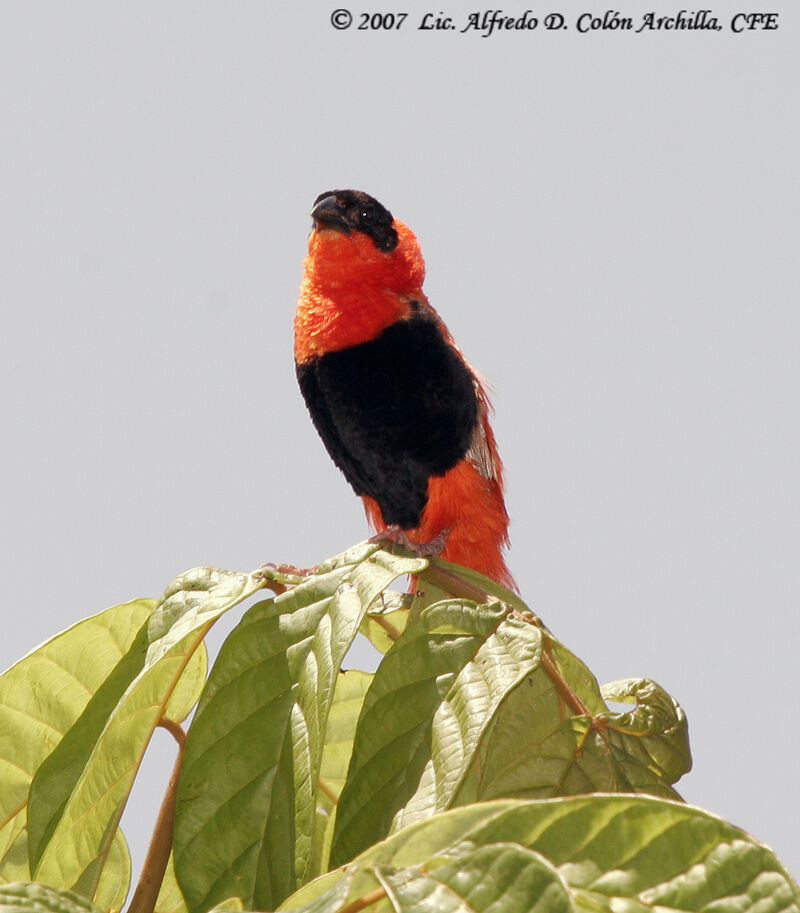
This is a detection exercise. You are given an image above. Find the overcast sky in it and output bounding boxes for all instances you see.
[1,1,797,884]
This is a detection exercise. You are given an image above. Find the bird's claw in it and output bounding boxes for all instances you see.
[369,526,452,558]
[261,562,318,578]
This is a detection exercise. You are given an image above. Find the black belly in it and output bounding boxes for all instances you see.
[296,311,479,528]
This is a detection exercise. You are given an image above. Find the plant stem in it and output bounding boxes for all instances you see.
[418,559,604,728]
[337,887,387,913]
[318,778,339,804]
[369,612,402,641]
[417,563,501,604]
[127,721,186,913]
[539,639,597,721]
[159,717,186,746]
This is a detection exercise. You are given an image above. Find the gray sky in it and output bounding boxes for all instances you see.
[1,1,797,885]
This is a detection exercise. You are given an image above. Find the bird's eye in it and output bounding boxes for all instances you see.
[360,207,375,225]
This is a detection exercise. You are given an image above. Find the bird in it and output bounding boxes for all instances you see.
[294,189,514,591]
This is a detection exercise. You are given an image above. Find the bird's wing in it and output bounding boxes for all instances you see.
[296,360,375,499]
[465,374,504,483]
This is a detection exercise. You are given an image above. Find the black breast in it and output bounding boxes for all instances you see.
[296,310,479,529]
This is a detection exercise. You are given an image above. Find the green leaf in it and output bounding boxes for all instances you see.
[281,804,517,911]
[331,599,542,867]
[275,873,358,913]
[0,599,152,890]
[164,645,208,726]
[32,568,264,901]
[318,671,372,804]
[359,591,412,654]
[461,796,799,913]
[147,567,269,653]
[154,853,188,913]
[0,883,103,913]
[377,843,570,913]
[27,615,151,872]
[314,671,372,877]
[599,677,691,787]
[207,901,244,913]
[545,638,608,716]
[283,796,800,913]
[285,844,568,913]
[390,611,544,833]
[420,557,532,616]
[454,639,689,806]
[89,831,130,913]
[174,545,425,913]
[452,661,585,804]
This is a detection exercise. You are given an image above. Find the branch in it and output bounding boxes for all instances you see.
[368,612,403,641]
[318,778,339,805]
[417,562,502,604]
[159,717,186,747]
[337,887,387,913]
[539,640,597,721]
[127,721,186,913]
[417,558,601,727]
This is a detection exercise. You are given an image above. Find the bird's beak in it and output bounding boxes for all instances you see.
[311,195,350,234]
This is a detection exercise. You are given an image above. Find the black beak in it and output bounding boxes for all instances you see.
[311,195,350,233]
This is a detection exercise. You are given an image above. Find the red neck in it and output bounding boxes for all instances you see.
[294,221,426,362]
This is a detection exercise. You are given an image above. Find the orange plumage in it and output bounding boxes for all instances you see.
[294,190,514,591]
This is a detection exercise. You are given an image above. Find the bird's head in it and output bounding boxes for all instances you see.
[304,189,425,294]
[311,189,398,252]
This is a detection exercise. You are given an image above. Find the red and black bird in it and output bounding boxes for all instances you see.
[294,190,514,590]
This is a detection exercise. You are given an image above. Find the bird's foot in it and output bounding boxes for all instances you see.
[369,525,452,558]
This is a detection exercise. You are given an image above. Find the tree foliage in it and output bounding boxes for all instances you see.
[0,543,795,913]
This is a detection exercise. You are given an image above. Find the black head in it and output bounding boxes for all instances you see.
[311,190,398,253]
